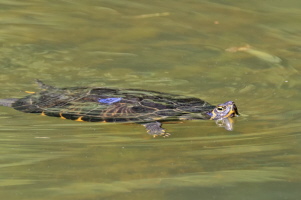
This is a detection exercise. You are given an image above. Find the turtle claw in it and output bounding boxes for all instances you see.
[162,133,171,138]
[152,132,170,138]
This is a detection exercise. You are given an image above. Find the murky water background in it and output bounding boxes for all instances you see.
[0,0,300,199]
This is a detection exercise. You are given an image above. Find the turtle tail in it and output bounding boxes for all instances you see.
[0,98,18,107]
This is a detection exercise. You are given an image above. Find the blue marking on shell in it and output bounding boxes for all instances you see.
[98,97,122,104]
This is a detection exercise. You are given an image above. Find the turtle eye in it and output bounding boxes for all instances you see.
[216,106,224,112]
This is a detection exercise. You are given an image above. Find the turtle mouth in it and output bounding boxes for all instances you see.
[224,103,239,118]
[232,103,239,116]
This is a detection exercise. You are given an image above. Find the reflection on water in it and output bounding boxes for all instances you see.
[0,0,300,199]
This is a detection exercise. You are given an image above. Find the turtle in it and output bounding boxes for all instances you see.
[0,80,239,137]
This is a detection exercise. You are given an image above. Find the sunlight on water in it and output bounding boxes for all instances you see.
[0,0,300,200]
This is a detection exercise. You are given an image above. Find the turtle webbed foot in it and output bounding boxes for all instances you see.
[143,122,170,137]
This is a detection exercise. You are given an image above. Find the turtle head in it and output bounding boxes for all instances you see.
[207,101,239,120]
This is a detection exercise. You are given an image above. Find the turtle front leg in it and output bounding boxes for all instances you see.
[143,122,170,137]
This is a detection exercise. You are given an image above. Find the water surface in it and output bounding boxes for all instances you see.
[0,0,300,199]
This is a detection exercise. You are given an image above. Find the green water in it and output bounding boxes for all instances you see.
[0,0,300,199]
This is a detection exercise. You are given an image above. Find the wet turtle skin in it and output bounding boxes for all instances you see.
[0,80,239,137]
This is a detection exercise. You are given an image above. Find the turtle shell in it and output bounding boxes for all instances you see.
[12,86,215,123]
